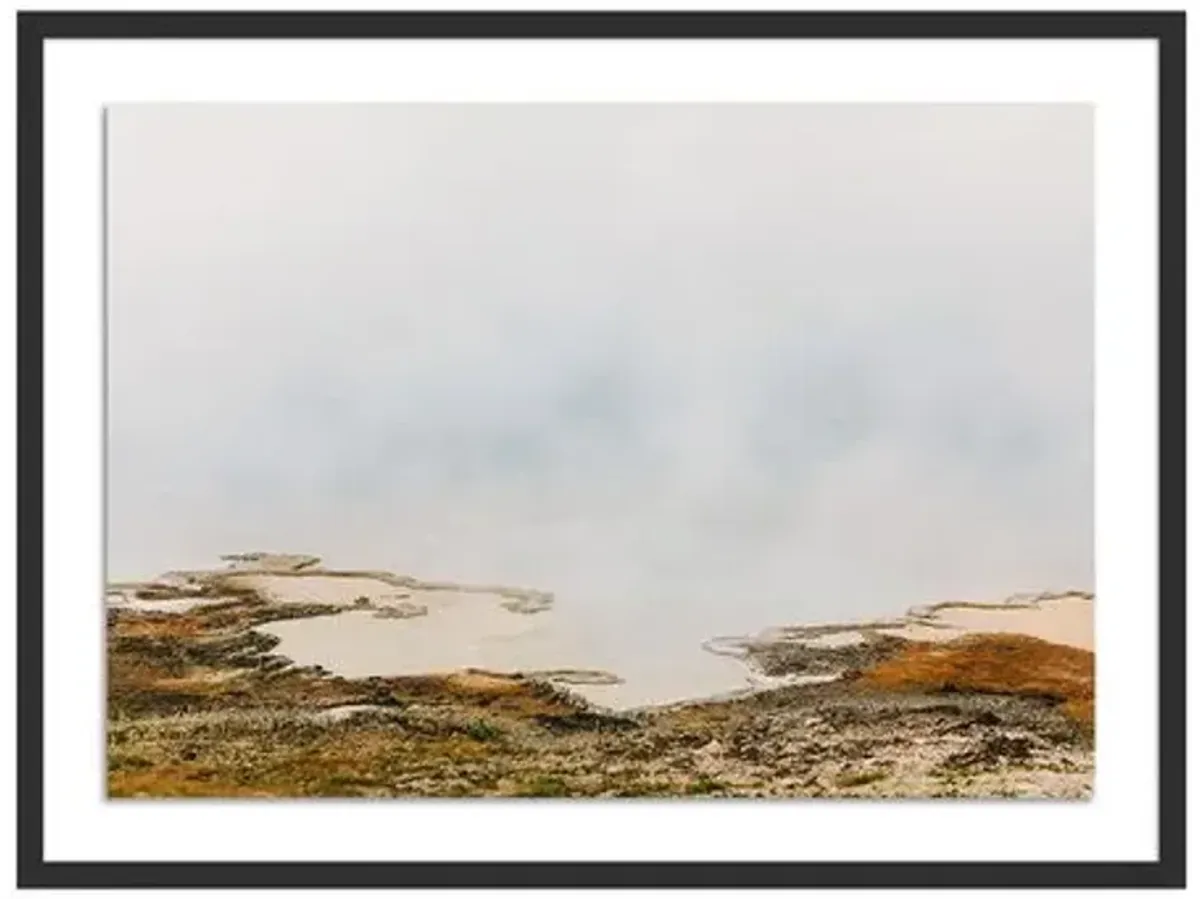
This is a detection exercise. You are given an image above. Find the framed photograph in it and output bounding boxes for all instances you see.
[17,9,1185,890]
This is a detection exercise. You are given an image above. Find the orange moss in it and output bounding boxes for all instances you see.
[856,633,1094,727]
[113,615,206,639]
[383,671,577,719]
[389,671,525,699]
[109,764,277,798]
[145,669,246,693]
[445,671,528,696]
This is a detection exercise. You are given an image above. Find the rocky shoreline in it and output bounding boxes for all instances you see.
[106,554,1094,799]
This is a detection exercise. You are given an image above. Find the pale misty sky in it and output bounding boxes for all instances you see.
[106,103,1093,639]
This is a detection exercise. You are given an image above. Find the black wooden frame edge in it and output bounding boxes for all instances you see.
[10,860,1191,890]
[9,10,1191,40]
[15,9,1187,891]
[1156,10,1187,890]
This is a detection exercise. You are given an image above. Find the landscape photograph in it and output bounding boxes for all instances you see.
[105,103,1094,799]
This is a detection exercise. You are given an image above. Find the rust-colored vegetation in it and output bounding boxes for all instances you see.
[106,587,1096,799]
[106,598,620,797]
[855,633,1094,729]
[108,763,279,798]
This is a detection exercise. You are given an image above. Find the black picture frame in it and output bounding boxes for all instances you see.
[16,10,1186,890]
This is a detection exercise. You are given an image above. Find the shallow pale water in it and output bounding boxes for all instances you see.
[113,553,1095,710]
[257,591,762,710]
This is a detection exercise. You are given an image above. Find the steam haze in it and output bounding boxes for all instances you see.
[106,103,1093,641]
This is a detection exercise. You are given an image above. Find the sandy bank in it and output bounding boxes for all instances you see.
[106,562,1095,800]
[731,591,1093,659]
[893,593,1093,650]
[106,555,1092,713]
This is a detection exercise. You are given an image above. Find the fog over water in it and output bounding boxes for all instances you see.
[107,104,1093,664]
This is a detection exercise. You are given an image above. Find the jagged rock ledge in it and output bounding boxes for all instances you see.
[704,590,1094,680]
[107,553,556,616]
[106,562,1095,798]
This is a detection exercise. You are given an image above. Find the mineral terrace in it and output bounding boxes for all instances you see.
[107,553,1094,799]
